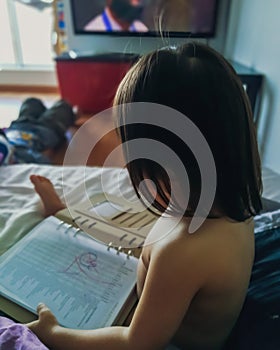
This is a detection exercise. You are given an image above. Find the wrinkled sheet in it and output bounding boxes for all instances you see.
[0,164,136,255]
[0,317,48,350]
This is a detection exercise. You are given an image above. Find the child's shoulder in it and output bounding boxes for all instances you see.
[144,215,254,283]
[147,214,254,248]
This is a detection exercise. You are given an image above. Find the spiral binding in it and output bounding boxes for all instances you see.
[107,241,134,259]
[58,221,135,259]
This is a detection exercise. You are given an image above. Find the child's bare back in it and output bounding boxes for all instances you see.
[137,216,254,349]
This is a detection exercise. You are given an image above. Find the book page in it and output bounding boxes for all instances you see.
[0,216,138,329]
[56,193,158,249]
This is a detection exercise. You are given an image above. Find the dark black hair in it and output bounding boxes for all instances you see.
[114,43,263,221]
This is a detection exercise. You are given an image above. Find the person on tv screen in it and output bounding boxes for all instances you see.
[84,0,148,32]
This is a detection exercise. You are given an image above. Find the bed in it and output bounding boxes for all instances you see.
[0,164,279,252]
[0,164,280,349]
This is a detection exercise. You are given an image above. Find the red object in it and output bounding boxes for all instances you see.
[55,54,137,115]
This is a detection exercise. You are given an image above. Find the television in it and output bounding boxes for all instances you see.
[70,0,220,38]
[59,0,230,57]
[56,0,232,114]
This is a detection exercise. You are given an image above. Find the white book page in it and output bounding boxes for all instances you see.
[0,216,138,329]
[61,193,158,248]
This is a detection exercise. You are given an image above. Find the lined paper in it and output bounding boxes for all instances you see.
[0,216,138,329]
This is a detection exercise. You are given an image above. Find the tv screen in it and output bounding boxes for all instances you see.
[70,0,219,38]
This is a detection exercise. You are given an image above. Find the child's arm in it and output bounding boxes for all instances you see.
[27,241,202,350]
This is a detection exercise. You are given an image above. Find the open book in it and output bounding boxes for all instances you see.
[56,192,158,256]
[0,216,138,329]
[0,194,158,328]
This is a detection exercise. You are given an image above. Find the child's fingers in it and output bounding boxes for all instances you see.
[37,303,58,324]
[37,302,49,314]
[27,303,59,340]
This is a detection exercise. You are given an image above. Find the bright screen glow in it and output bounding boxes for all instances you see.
[70,0,219,38]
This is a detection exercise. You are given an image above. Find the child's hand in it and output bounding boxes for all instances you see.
[26,303,59,344]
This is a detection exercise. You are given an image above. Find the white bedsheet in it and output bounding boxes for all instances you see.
[0,164,279,256]
[0,164,136,255]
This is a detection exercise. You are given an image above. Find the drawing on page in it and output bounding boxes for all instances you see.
[61,252,114,286]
